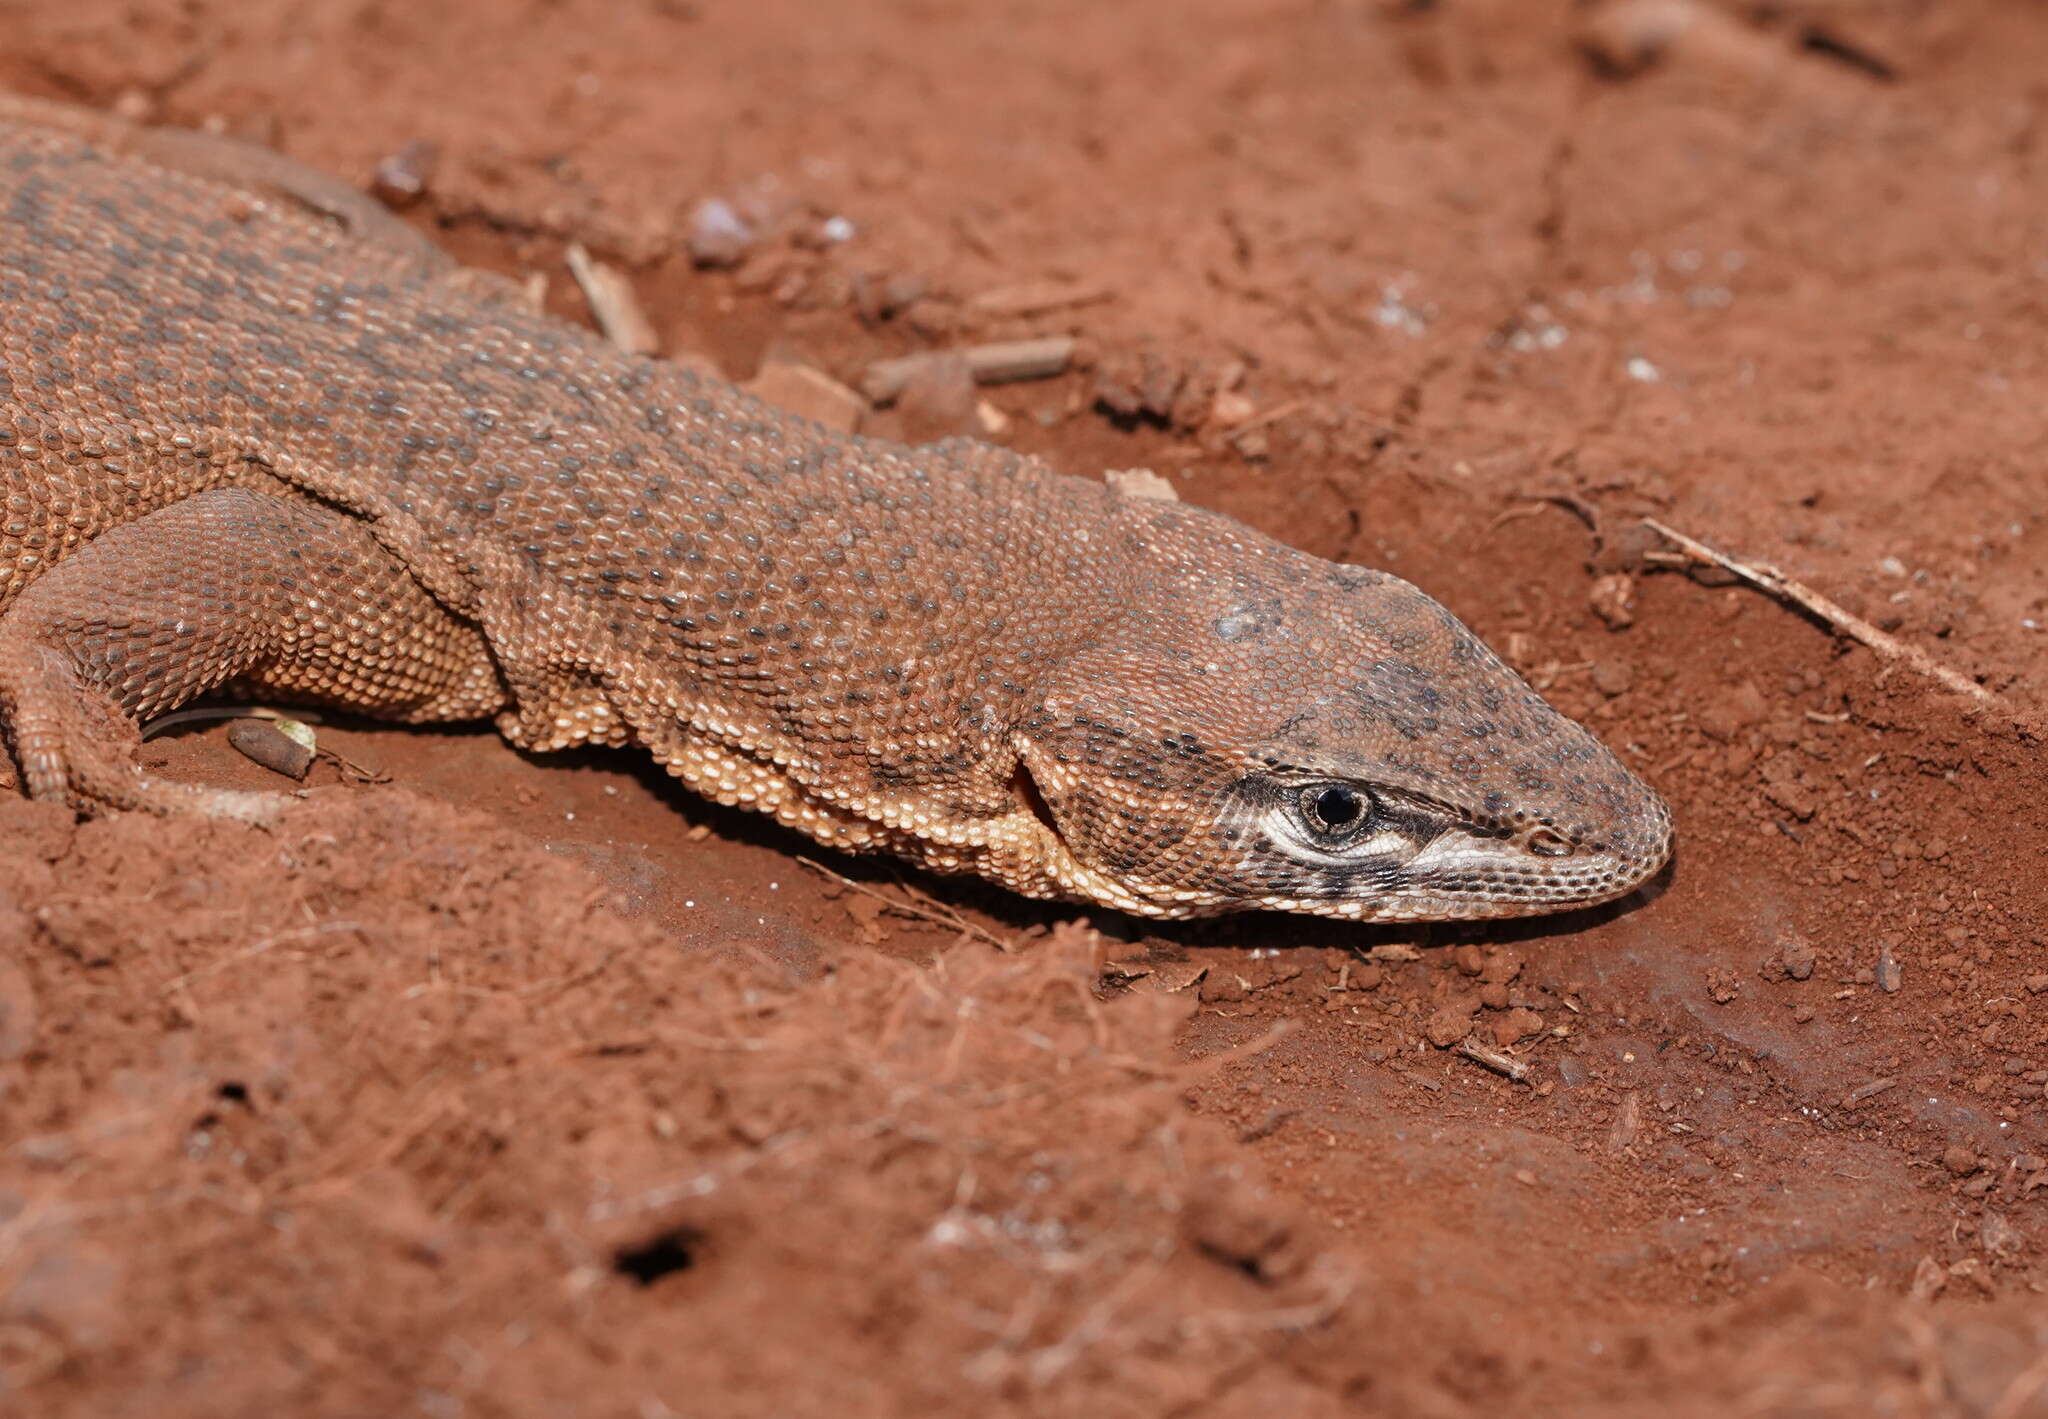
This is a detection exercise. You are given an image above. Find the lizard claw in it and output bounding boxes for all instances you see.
[0,642,289,827]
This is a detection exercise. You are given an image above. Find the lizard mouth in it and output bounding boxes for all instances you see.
[1394,810,1674,917]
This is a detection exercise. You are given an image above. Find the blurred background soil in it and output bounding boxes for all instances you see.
[2,1,2047,1414]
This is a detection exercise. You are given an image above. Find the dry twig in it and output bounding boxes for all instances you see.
[1641,518,1999,706]
[862,337,1076,404]
[565,242,659,356]
[1455,1036,1531,1083]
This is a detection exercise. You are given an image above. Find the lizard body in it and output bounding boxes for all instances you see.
[0,96,1670,921]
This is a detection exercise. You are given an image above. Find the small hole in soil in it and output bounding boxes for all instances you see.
[613,1227,702,1287]
[216,1081,251,1106]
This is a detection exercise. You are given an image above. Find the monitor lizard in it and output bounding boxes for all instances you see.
[0,95,1671,921]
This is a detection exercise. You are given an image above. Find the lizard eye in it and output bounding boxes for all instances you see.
[1297,782,1374,842]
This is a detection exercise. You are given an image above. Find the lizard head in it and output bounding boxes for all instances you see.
[1009,500,1672,921]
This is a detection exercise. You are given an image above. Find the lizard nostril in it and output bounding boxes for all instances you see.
[1526,828,1573,858]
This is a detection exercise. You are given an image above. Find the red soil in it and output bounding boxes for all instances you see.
[3,2,2047,1414]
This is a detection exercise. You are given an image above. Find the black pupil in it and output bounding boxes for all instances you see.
[1311,785,1364,833]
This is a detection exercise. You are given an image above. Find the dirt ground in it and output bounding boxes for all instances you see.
[3,0,2048,1414]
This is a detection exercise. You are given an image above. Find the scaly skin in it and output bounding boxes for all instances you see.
[0,96,1671,921]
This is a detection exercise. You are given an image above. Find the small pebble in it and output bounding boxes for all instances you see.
[1981,1210,2024,1258]
[1425,1001,1475,1049]
[371,140,439,204]
[1479,950,1522,986]
[1763,780,1817,821]
[1591,661,1635,697]
[1491,1008,1545,1048]
[1209,390,1256,428]
[1104,468,1179,503]
[855,272,928,322]
[1941,1145,1981,1177]
[1589,572,1637,630]
[687,197,754,268]
[1198,973,1248,1005]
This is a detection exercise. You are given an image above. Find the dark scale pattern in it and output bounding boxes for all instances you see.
[0,96,1671,920]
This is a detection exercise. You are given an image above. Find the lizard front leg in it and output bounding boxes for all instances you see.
[0,487,504,821]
